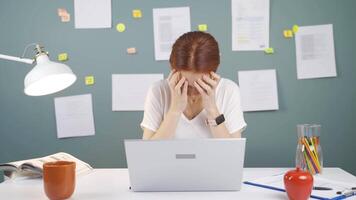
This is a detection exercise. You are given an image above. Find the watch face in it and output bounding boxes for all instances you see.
[206,114,225,126]
[216,114,225,125]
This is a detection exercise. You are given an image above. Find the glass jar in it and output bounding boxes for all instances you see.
[296,124,323,175]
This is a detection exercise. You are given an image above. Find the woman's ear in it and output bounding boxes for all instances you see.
[209,71,214,79]
[177,71,182,79]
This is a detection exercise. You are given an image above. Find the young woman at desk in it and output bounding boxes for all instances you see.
[141,31,246,140]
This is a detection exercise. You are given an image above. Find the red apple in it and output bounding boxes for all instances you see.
[284,167,313,200]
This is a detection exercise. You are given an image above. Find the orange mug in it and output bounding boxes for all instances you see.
[43,161,76,200]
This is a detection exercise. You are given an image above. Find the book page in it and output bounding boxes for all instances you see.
[38,152,93,175]
[2,152,93,178]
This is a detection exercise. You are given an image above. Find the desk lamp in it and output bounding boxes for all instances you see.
[0,44,76,96]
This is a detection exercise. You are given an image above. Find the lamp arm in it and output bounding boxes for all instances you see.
[0,54,34,64]
[0,43,40,65]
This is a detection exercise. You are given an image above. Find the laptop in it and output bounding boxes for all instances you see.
[124,138,246,192]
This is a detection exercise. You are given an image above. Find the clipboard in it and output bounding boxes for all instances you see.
[243,175,356,200]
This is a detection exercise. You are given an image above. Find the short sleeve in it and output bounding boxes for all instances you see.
[140,83,164,132]
[223,82,247,134]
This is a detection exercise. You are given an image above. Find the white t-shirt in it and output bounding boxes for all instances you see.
[140,78,247,139]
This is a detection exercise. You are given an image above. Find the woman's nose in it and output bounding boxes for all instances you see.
[187,80,195,86]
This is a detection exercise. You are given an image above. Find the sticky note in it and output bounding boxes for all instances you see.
[61,14,70,22]
[127,47,137,54]
[283,30,293,38]
[264,48,274,54]
[116,23,126,32]
[58,53,68,61]
[132,9,142,18]
[57,8,68,17]
[292,25,299,33]
[57,8,70,22]
[85,76,95,85]
[198,24,208,32]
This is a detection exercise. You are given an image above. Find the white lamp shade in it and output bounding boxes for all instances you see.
[24,54,76,96]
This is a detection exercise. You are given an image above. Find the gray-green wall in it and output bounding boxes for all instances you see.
[1,0,355,181]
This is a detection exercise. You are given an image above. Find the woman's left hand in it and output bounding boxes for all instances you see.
[194,72,221,118]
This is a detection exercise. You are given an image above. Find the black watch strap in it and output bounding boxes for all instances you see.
[206,114,225,126]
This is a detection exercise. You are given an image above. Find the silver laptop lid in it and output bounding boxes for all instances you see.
[124,138,246,192]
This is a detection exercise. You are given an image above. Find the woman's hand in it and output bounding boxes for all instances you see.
[194,71,221,118]
[167,70,188,114]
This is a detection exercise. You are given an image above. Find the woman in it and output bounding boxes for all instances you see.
[141,31,246,140]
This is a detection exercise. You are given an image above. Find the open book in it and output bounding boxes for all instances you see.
[0,152,93,180]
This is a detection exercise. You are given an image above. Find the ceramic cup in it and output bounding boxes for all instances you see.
[43,161,76,200]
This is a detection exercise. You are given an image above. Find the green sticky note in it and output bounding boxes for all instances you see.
[58,53,68,61]
[292,25,299,33]
[198,24,208,32]
[85,76,95,85]
[264,47,274,54]
[116,23,126,32]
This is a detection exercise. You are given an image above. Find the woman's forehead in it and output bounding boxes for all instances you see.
[180,70,207,77]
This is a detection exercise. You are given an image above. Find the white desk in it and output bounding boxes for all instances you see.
[0,168,355,200]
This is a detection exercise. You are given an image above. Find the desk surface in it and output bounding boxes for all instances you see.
[0,168,355,200]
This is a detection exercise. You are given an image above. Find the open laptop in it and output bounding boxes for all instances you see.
[124,138,246,192]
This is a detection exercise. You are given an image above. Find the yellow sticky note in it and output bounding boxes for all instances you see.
[85,76,95,85]
[292,25,299,33]
[198,24,208,32]
[58,53,68,61]
[116,23,126,32]
[132,9,142,18]
[264,48,274,54]
[283,30,293,38]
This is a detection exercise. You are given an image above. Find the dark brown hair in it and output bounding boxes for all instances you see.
[169,31,220,73]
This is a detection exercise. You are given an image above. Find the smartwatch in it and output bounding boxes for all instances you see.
[206,114,225,127]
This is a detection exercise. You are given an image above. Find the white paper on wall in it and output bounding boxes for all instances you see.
[74,0,112,29]
[112,74,164,111]
[54,94,95,138]
[295,24,337,79]
[232,0,270,51]
[238,69,279,112]
[153,7,191,60]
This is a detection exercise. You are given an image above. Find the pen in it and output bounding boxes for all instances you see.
[344,191,356,197]
[313,186,332,190]
[336,188,356,194]
[332,191,356,200]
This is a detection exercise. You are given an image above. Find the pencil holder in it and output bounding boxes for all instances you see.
[295,124,323,175]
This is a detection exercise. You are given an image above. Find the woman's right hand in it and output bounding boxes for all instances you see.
[167,70,188,114]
